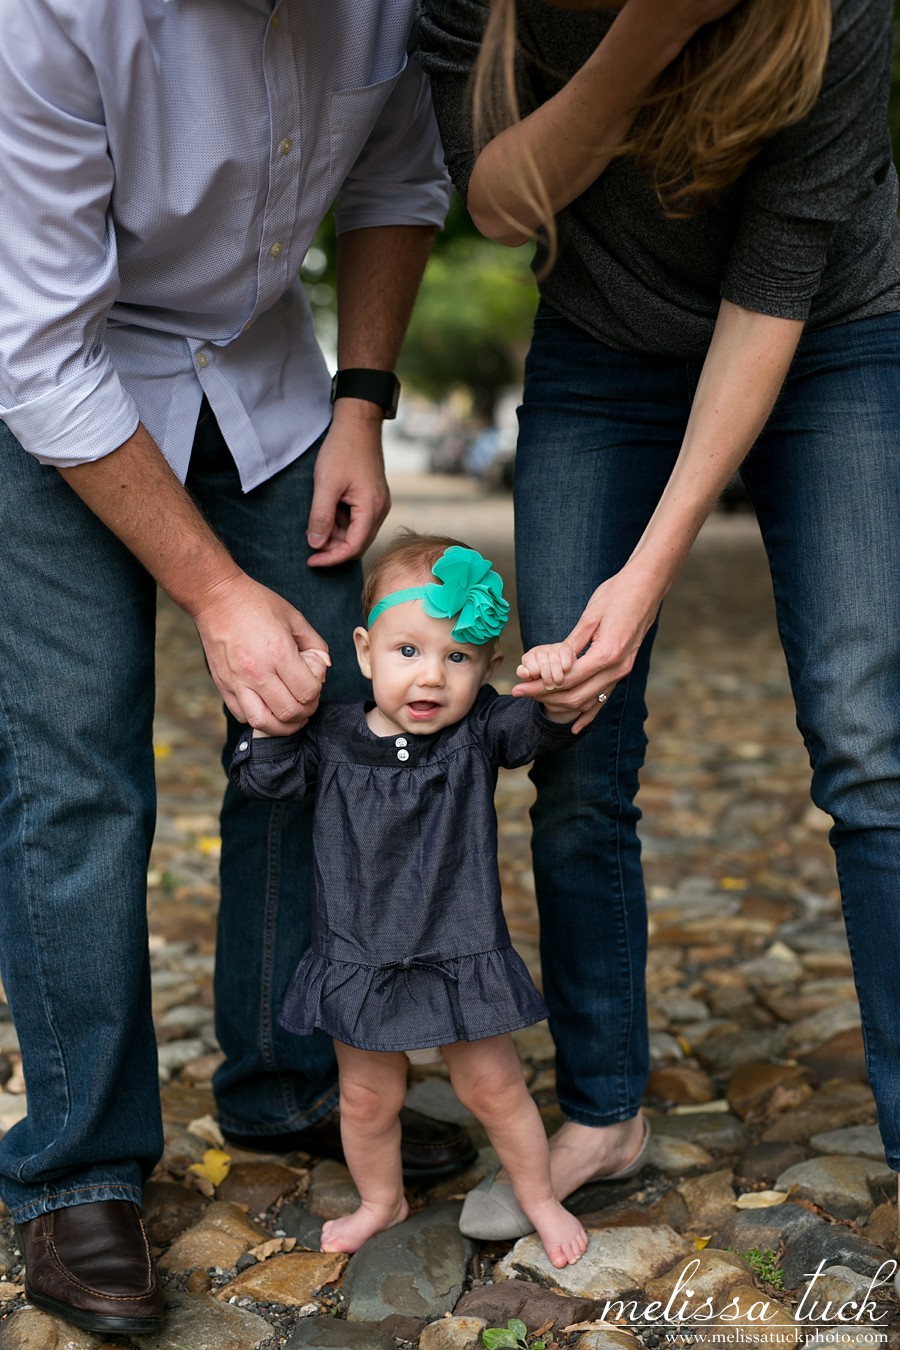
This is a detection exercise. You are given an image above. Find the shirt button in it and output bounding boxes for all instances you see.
[238,741,248,751]
[394,737,408,748]
[269,242,283,258]
[279,137,293,156]
[396,748,410,762]
[197,352,209,368]
[270,12,281,28]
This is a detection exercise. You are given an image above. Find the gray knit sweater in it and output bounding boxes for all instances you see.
[419,0,900,357]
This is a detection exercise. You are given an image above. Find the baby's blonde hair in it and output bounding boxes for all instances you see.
[363,531,468,618]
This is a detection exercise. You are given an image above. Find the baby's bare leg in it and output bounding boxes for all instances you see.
[319,1041,410,1254]
[443,1035,587,1268]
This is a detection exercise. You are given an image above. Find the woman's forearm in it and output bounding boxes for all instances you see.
[628,300,804,598]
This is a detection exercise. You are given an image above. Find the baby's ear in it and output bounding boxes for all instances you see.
[353,626,373,679]
[483,648,504,684]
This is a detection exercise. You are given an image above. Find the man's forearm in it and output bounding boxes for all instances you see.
[58,422,242,617]
[335,224,437,373]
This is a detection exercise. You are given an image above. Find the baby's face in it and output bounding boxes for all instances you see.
[354,600,500,738]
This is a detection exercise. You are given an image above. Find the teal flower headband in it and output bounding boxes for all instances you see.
[367,545,510,645]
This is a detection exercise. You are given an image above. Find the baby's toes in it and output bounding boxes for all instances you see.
[564,1230,588,1264]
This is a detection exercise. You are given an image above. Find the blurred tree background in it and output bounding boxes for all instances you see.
[304,6,900,420]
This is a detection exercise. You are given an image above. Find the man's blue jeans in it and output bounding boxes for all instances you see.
[0,411,366,1221]
[515,305,900,1168]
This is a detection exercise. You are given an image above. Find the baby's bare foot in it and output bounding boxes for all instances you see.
[526,1197,589,1268]
[320,1196,409,1254]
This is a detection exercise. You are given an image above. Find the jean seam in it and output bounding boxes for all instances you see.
[0,681,72,1185]
[260,803,303,1121]
[610,670,637,1119]
[260,803,282,1074]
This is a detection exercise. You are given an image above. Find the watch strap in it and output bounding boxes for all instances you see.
[330,368,400,419]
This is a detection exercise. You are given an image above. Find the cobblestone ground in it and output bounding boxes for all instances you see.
[0,474,897,1350]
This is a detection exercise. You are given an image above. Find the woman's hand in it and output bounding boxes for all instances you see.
[513,560,667,732]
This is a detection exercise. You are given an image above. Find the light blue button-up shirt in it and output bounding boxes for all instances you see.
[0,0,450,490]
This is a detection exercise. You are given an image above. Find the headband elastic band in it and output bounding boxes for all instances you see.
[366,586,429,629]
[366,545,510,646]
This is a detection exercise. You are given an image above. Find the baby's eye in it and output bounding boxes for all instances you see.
[399,644,417,658]
[448,651,469,664]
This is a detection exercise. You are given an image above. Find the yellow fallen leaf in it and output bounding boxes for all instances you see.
[693,1235,712,1249]
[188,1148,231,1187]
[153,743,172,760]
[719,877,748,889]
[735,1188,792,1208]
[197,835,221,856]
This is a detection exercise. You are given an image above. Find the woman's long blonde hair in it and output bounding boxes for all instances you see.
[472,0,832,260]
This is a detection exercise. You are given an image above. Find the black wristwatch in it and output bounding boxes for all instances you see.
[330,368,401,419]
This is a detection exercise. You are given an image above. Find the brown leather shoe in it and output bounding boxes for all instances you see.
[16,1200,164,1334]
[222,1104,478,1182]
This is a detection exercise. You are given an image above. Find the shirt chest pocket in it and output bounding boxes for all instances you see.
[328,53,409,186]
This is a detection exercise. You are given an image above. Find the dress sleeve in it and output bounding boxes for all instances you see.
[721,0,894,321]
[472,688,577,769]
[417,0,490,202]
[229,724,321,801]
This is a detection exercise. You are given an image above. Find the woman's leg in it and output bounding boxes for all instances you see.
[319,1042,410,1253]
[741,312,900,1171]
[514,306,689,1185]
[443,1036,587,1267]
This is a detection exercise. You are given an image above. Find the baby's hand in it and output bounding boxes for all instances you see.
[252,648,330,739]
[516,641,575,693]
[516,641,577,724]
[300,647,331,686]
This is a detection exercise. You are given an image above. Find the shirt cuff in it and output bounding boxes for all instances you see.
[0,352,140,466]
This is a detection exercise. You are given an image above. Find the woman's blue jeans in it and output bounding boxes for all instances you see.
[0,411,366,1221]
[515,304,900,1167]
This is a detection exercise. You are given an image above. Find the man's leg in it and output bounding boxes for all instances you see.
[188,417,475,1178]
[743,312,900,1172]
[0,425,164,1330]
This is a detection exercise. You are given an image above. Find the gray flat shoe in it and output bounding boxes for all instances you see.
[459,1115,652,1241]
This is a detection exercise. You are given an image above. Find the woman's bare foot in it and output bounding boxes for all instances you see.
[547,1114,647,1199]
[320,1196,409,1254]
[524,1196,589,1267]
[494,1112,647,1202]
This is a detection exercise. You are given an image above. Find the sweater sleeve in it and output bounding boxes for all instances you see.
[418,0,489,202]
[229,723,321,801]
[721,0,894,321]
[471,687,577,769]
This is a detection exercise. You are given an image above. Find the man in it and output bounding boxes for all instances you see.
[0,0,469,1334]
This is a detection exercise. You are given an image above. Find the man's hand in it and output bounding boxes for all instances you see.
[306,401,391,567]
[193,572,332,734]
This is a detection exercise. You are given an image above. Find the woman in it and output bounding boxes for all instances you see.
[419,0,900,1238]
